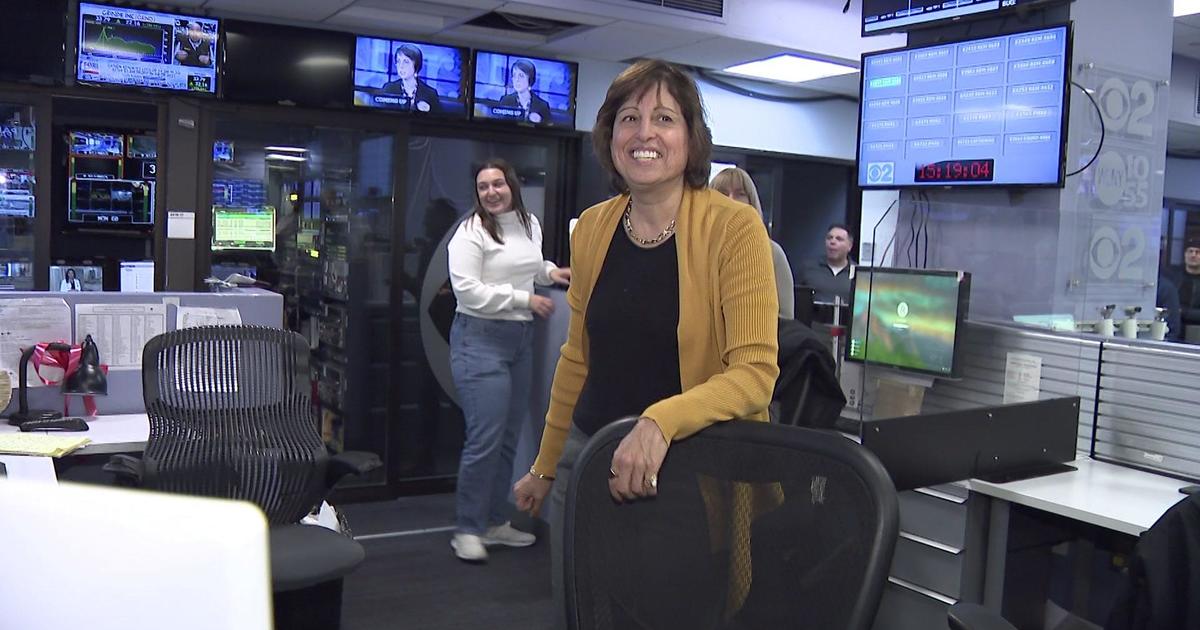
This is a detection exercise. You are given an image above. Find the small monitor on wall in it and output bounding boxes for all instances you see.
[473,50,577,128]
[845,267,971,378]
[212,206,276,251]
[50,265,104,292]
[76,2,219,94]
[0,169,35,218]
[353,37,467,117]
[857,24,1071,190]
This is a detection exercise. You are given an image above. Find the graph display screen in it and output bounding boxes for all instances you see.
[213,206,276,251]
[69,178,154,225]
[863,0,1059,35]
[846,267,971,377]
[858,24,1070,189]
[76,3,219,94]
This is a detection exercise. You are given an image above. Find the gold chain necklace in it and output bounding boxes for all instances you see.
[623,199,676,246]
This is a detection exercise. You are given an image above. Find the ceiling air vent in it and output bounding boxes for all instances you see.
[462,11,585,37]
[627,0,724,18]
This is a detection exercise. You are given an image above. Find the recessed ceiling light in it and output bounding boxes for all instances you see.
[266,153,307,162]
[264,146,307,153]
[723,54,858,84]
[1177,0,1200,17]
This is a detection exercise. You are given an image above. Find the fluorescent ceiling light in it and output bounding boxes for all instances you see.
[1176,0,1200,17]
[264,146,307,153]
[266,153,307,162]
[723,54,858,84]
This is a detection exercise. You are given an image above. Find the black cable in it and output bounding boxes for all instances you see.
[1065,80,1106,177]
[921,193,930,269]
[691,67,858,104]
[908,194,918,266]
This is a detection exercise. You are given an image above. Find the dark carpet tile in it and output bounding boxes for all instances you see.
[340,494,457,536]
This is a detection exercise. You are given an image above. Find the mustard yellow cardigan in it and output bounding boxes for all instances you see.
[532,186,780,476]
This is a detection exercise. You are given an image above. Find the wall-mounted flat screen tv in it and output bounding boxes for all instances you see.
[857,24,1071,189]
[223,20,352,109]
[862,0,1068,36]
[76,2,219,94]
[353,37,467,117]
[472,51,577,128]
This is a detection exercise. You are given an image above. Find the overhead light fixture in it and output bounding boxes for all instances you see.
[723,54,858,84]
[1177,0,1200,17]
[264,146,307,153]
[266,153,307,162]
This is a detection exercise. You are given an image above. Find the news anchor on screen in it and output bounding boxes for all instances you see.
[60,268,81,292]
[174,21,214,68]
[497,60,551,124]
[381,45,441,113]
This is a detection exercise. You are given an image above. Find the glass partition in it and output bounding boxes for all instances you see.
[0,103,37,290]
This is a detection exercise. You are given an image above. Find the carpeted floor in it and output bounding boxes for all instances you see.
[339,494,555,630]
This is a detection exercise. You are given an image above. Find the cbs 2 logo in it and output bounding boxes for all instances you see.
[1094,77,1157,139]
[1089,225,1145,281]
[866,162,895,185]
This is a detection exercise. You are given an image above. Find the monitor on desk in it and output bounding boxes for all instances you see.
[0,480,271,629]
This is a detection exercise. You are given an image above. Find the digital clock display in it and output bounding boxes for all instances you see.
[915,159,995,183]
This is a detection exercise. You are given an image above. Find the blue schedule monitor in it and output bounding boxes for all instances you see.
[473,51,577,128]
[353,37,467,117]
[857,24,1070,189]
[77,2,219,94]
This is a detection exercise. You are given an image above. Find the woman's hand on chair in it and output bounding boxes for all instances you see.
[514,473,553,517]
[608,417,668,501]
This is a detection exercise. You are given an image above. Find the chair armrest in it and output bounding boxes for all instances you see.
[327,450,382,487]
[948,603,1018,630]
[103,454,145,486]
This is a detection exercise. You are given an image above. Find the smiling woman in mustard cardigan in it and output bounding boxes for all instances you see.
[512,59,779,626]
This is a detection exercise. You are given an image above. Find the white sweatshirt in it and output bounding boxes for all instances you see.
[447,211,557,321]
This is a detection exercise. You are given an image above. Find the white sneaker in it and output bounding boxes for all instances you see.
[481,522,537,548]
[451,533,488,562]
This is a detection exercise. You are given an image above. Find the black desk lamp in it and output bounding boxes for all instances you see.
[7,336,107,428]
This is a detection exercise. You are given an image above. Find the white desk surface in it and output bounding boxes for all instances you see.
[969,458,1190,537]
[0,413,149,455]
[0,454,57,483]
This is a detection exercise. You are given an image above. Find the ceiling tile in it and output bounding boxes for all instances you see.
[325,6,450,35]
[201,0,356,22]
[537,20,707,62]
[439,24,549,48]
[350,0,496,17]
[497,2,616,27]
[653,37,793,70]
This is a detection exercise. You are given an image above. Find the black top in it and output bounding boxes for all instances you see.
[380,79,442,113]
[573,223,681,436]
[498,91,552,125]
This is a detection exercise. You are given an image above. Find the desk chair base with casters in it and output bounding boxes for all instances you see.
[104,325,381,630]
[564,418,899,630]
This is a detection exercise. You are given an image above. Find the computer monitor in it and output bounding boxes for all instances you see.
[50,265,104,292]
[120,260,154,292]
[845,267,971,378]
[0,481,271,629]
[0,168,35,217]
[212,206,276,251]
[76,2,220,94]
[861,0,1068,36]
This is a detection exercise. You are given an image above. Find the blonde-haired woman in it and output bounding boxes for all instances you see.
[711,167,794,319]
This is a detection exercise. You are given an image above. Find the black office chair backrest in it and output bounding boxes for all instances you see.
[141,325,327,525]
[564,418,899,630]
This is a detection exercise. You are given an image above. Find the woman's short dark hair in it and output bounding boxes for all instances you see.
[66,268,77,278]
[471,158,532,245]
[396,44,423,74]
[592,59,713,192]
[511,60,536,87]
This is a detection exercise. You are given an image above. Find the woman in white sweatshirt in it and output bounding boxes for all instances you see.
[446,158,571,562]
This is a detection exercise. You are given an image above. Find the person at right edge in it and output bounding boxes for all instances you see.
[512,59,779,628]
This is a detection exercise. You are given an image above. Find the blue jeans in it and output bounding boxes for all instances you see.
[450,313,534,535]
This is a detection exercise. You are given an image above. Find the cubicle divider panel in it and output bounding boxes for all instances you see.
[1095,340,1200,481]
[919,321,1101,455]
[0,289,283,417]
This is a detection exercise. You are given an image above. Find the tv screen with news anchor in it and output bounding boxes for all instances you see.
[353,37,467,117]
[473,51,576,128]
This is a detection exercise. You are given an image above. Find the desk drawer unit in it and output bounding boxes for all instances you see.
[874,486,981,630]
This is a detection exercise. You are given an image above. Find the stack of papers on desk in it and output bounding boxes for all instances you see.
[0,434,91,457]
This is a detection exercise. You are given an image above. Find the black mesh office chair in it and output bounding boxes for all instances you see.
[106,325,381,630]
[564,418,899,630]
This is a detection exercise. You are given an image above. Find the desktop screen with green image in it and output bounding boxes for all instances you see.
[847,268,970,376]
[212,206,275,251]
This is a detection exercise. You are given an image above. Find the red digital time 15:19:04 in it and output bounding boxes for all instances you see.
[915,159,994,183]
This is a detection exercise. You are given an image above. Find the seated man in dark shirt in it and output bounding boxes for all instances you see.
[798,223,855,303]
[174,21,213,68]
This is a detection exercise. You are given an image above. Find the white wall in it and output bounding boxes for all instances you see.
[1166,156,1200,202]
[574,58,859,160]
[858,190,899,266]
